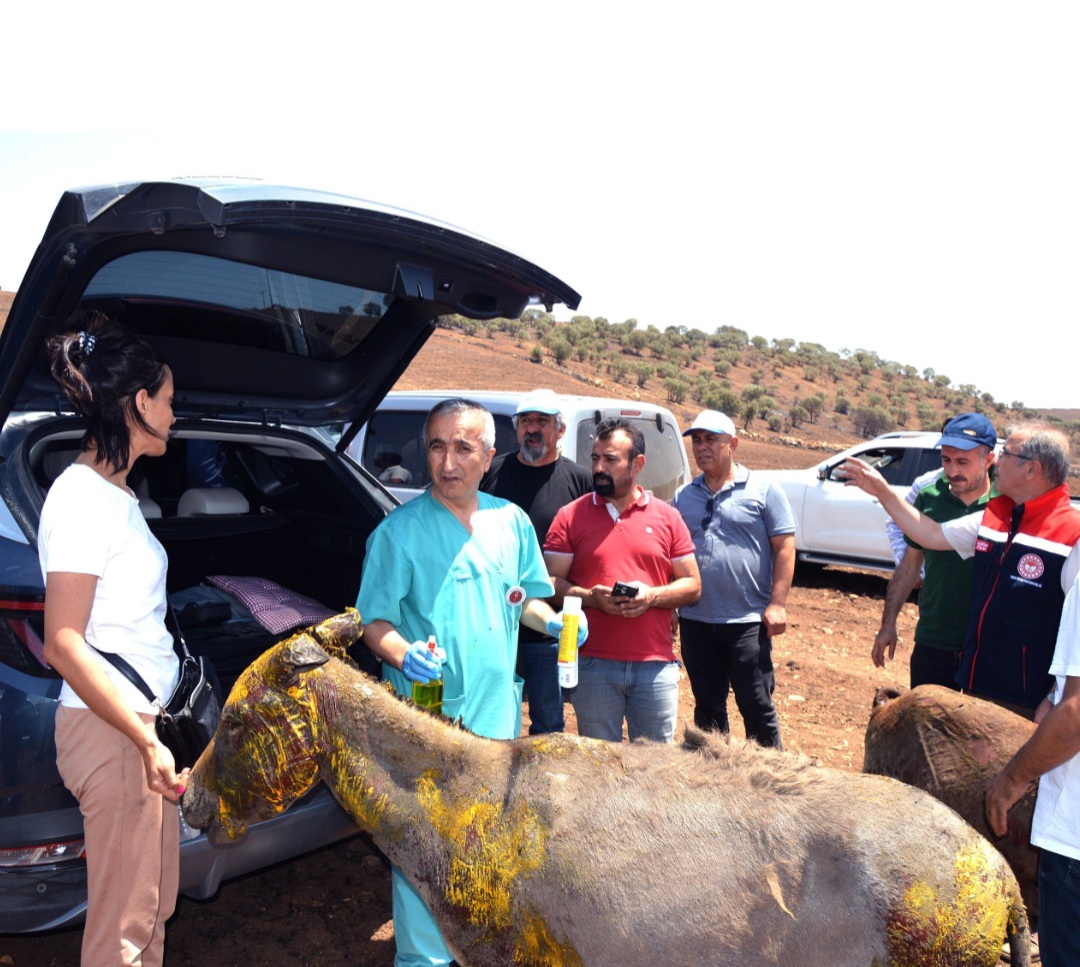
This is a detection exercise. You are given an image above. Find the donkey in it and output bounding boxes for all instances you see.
[183,612,1030,967]
[864,684,1040,918]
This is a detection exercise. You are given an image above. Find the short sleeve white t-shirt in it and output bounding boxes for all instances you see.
[939,511,982,559]
[38,464,177,712]
[1031,574,1080,860]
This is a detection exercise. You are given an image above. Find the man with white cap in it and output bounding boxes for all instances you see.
[481,389,592,733]
[672,410,796,748]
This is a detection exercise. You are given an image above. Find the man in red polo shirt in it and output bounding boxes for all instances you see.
[544,418,701,742]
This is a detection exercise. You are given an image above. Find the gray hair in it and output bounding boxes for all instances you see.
[424,398,496,452]
[1007,422,1072,488]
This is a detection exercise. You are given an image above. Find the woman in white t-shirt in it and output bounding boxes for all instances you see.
[38,315,184,967]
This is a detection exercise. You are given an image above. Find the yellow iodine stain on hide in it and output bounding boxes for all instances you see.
[216,670,321,820]
[530,733,610,758]
[326,733,394,832]
[416,771,546,932]
[515,911,585,967]
[886,841,1013,967]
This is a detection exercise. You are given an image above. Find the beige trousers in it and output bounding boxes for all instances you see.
[55,705,179,967]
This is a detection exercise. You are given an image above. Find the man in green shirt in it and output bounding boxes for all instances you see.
[872,413,996,688]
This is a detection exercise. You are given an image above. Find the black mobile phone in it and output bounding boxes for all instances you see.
[611,581,639,598]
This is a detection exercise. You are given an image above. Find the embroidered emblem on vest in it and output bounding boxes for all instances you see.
[976,539,991,553]
[1017,553,1045,580]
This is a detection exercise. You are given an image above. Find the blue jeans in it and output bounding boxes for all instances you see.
[569,656,680,742]
[1038,848,1080,967]
[517,637,564,734]
[678,618,782,749]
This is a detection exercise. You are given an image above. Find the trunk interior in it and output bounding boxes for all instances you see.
[30,424,386,689]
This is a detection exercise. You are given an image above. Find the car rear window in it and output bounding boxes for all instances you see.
[574,416,685,501]
[83,251,391,361]
[357,408,516,490]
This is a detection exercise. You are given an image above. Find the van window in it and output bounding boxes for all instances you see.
[575,416,686,501]
[360,408,516,489]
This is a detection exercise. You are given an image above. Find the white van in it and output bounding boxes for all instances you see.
[344,390,692,503]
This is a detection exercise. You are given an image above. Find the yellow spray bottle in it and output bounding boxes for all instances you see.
[557,596,582,688]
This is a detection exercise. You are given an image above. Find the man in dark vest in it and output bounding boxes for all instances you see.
[842,423,1080,719]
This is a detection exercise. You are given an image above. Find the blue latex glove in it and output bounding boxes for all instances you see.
[545,611,589,647]
[401,640,445,683]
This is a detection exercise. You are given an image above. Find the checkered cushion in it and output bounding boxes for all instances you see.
[206,575,336,635]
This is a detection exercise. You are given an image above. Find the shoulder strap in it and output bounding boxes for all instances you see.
[89,645,157,703]
[165,598,194,661]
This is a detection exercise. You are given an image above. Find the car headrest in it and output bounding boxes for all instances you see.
[140,497,163,519]
[177,487,250,517]
[43,450,79,481]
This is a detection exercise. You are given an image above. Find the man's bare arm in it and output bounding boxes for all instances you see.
[763,533,795,637]
[985,675,1080,836]
[873,547,923,667]
[838,458,952,550]
[520,596,559,634]
[362,619,411,670]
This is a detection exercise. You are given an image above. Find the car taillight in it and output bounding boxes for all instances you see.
[0,598,48,669]
[0,839,85,868]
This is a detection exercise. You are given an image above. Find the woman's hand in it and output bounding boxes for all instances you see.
[140,722,189,801]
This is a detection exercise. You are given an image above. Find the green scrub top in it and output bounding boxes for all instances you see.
[357,491,554,740]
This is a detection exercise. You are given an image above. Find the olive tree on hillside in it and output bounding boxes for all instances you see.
[852,405,893,438]
[803,394,825,424]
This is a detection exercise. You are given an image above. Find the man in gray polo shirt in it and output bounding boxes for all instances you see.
[672,410,796,748]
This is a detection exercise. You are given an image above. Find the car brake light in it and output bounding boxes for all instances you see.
[0,839,85,868]
[0,599,45,612]
[618,410,643,417]
[0,599,48,668]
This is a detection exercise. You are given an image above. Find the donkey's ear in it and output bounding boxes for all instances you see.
[311,608,365,659]
[266,634,330,689]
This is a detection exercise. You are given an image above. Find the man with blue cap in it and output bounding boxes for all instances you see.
[873,412,996,689]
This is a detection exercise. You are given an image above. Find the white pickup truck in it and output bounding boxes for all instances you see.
[754,431,955,573]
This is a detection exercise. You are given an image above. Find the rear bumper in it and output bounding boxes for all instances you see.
[0,786,359,933]
[177,786,360,900]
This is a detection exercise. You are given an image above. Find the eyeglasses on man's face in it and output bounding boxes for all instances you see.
[999,448,1033,463]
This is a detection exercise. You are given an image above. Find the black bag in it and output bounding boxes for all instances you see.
[154,651,222,769]
[92,607,223,770]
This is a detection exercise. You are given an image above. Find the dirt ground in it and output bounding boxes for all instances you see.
[0,330,1011,965]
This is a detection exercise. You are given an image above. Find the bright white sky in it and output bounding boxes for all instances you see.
[2,2,1077,407]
